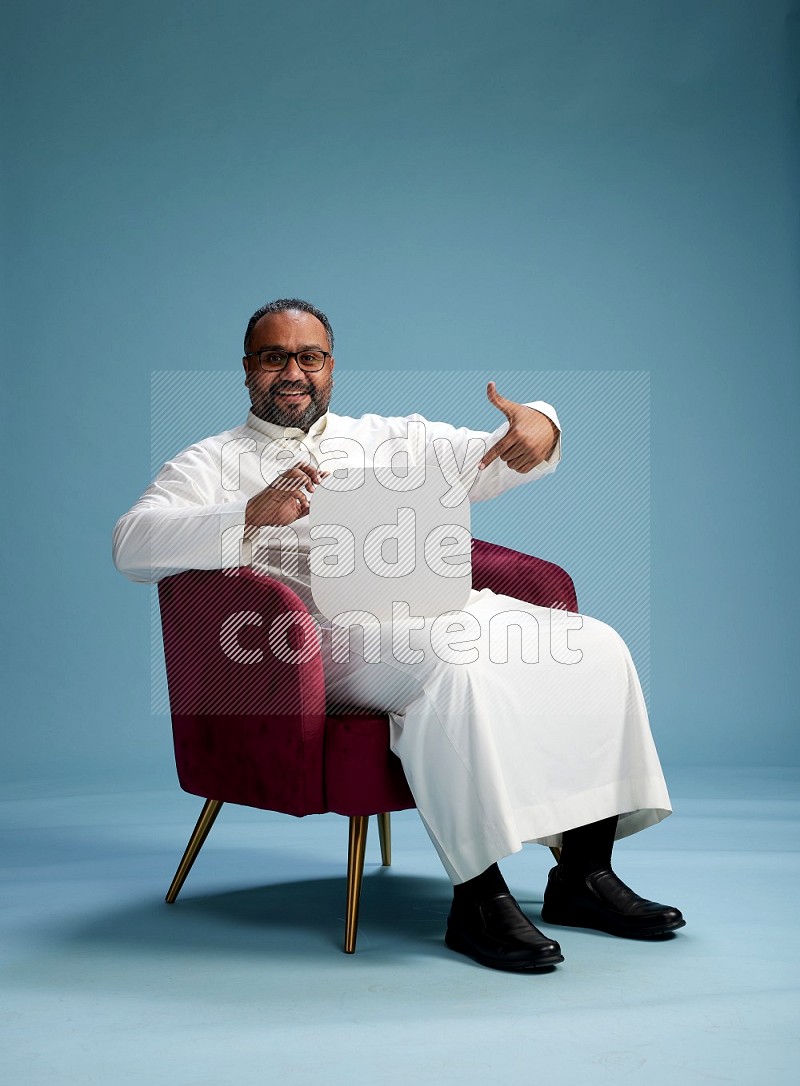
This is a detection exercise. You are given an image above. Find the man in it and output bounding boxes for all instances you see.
[113,298,684,973]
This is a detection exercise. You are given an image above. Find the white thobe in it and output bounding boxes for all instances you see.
[113,403,671,884]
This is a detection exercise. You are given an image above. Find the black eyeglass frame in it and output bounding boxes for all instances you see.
[244,348,332,373]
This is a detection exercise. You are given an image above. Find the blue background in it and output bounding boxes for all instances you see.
[3,0,798,787]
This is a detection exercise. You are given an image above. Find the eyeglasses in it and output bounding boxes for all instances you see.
[245,348,331,373]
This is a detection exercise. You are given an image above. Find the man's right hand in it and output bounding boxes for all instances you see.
[244,461,327,531]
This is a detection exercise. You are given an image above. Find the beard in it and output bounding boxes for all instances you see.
[250,372,334,431]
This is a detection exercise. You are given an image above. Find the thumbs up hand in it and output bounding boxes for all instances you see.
[478,382,560,473]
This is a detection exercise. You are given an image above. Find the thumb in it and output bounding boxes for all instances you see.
[486,381,515,418]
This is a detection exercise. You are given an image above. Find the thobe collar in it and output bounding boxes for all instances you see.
[245,409,330,445]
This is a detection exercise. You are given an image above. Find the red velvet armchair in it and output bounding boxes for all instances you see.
[158,538,578,952]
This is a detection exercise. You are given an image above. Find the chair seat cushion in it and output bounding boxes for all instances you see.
[172,712,327,816]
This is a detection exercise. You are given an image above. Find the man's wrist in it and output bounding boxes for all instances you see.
[244,495,263,536]
[525,406,560,458]
[545,417,560,458]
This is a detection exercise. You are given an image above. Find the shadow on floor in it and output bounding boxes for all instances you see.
[58,869,475,961]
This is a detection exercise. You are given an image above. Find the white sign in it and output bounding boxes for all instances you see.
[309,450,472,622]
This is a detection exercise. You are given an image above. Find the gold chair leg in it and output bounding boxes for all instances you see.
[549,846,562,864]
[165,798,224,904]
[377,812,391,867]
[344,815,369,954]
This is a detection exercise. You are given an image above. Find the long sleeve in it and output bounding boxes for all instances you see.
[112,444,251,583]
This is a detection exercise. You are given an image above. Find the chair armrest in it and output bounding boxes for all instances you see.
[471,539,578,611]
[159,567,326,716]
[158,568,327,814]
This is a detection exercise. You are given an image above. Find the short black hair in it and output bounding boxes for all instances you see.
[243,298,334,354]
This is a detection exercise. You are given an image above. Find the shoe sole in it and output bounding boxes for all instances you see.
[444,929,565,972]
[540,907,686,939]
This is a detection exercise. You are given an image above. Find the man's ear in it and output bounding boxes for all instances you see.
[242,357,250,384]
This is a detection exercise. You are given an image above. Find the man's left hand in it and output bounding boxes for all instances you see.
[478,382,560,473]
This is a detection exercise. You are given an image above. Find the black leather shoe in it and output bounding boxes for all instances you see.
[445,892,564,972]
[541,865,685,938]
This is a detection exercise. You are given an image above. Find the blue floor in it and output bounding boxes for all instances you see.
[2,767,798,1085]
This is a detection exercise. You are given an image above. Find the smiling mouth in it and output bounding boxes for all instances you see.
[275,389,311,400]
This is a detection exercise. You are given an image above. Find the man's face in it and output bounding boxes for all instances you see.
[243,309,335,431]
